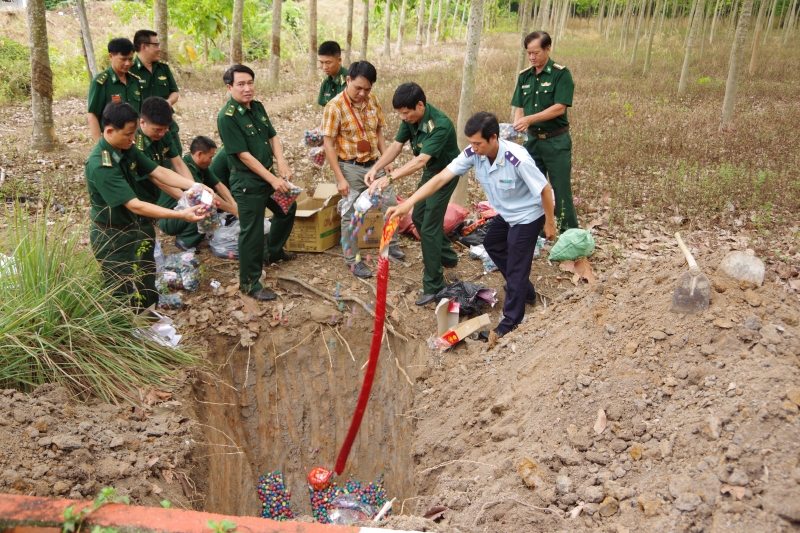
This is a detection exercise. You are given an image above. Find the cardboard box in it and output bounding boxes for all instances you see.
[436,298,460,336]
[355,210,385,249]
[435,313,491,350]
[285,183,342,252]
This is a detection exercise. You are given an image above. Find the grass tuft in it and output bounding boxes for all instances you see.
[0,206,204,404]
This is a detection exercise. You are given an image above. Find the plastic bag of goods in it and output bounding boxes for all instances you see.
[328,494,376,526]
[548,228,596,262]
[271,183,303,214]
[499,123,528,145]
[176,183,220,234]
[303,128,324,147]
[469,244,498,274]
[308,147,326,167]
[162,252,200,291]
[157,292,183,310]
[210,220,240,259]
[338,187,390,217]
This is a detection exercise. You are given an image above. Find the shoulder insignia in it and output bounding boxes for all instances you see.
[463,146,475,157]
[505,151,521,167]
[129,72,142,80]
[553,63,565,70]
[130,162,137,170]
[519,66,533,74]
[96,72,108,85]
[136,134,144,151]
[157,60,169,65]
[162,147,170,154]
[225,104,236,117]
[101,150,112,167]
[237,106,245,115]
[427,119,435,131]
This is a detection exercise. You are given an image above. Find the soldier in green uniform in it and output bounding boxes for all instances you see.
[159,136,238,251]
[209,146,231,189]
[85,101,208,308]
[88,38,142,143]
[364,82,461,305]
[317,41,348,107]
[511,30,577,230]
[217,64,297,301]
[131,30,183,155]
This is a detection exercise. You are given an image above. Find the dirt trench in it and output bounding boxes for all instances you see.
[190,322,429,517]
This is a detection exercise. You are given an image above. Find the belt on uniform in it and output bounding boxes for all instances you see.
[231,164,274,174]
[534,126,570,139]
[92,221,134,231]
[338,158,376,168]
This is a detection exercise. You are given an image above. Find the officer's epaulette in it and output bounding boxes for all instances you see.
[519,65,533,74]
[136,133,144,151]
[505,151,521,167]
[101,150,113,167]
[553,63,565,70]
[224,104,236,117]
[427,119,435,131]
[129,71,142,80]
[463,146,475,157]
[157,60,170,65]
[96,72,108,85]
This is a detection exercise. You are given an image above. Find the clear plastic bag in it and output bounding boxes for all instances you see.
[162,252,200,291]
[271,183,303,214]
[210,220,240,259]
[176,183,220,235]
[338,188,390,217]
[469,244,498,274]
[499,123,529,145]
[309,147,326,167]
[303,128,324,147]
[328,494,375,525]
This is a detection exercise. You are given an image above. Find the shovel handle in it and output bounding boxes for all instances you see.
[675,232,698,270]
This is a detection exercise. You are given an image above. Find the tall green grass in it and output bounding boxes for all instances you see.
[0,206,204,404]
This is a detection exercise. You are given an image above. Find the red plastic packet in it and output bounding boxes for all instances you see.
[308,466,333,491]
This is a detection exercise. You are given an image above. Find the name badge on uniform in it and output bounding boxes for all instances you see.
[521,85,530,89]
[246,123,254,129]
[111,94,121,102]
[541,82,552,87]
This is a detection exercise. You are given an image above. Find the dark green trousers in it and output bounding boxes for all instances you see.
[233,187,296,294]
[136,222,159,310]
[412,173,459,295]
[159,217,204,248]
[525,132,578,230]
[90,224,139,304]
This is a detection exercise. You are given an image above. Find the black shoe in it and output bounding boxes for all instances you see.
[477,328,505,342]
[415,293,437,306]
[351,262,372,279]
[442,261,458,269]
[265,251,297,265]
[388,245,406,260]
[175,237,193,252]
[248,288,277,301]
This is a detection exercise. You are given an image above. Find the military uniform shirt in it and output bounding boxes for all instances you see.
[318,66,348,107]
[394,103,460,179]
[85,137,158,226]
[158,154,220,209]
[135,129,179,203]
[217,98,277,192]
[130,58,179,100]
[87,66,143,117]
[510,58,574,134]
[209,146,231,189]
[446,139,548,226]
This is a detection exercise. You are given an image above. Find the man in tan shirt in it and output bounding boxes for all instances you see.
[321,61,404,279]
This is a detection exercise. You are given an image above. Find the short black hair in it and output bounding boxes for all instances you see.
[524,30,552,49]
[140,96,173,127]
[108,37,135,56]
[133,30,158,52]
[190,136,217,154]
[392,82,426,110]
[102,101,139,130]
[464,112,499,142]
[223,64,255,86]
[317,41,341,57]
[348,61,377,85]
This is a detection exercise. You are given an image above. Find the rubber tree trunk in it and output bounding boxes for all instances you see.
[75,0,97,79]
[538,0,551,29]
[345,0,355,64]
[396,0,408,54]
[442,0,451,40]
[27,0,57,151]
[512,0,530,121]
[450,0,462,38]
[727,0,740,34]
[426,0,435,45]
[644,0,663,72]
[749,0,767,74]
[763,0,779,42]
[699,0,709,57]
[361,0,370,59]
[154,0,169,62]
[459,0,468,37]
[309,0,318,75]
[268,0,282,84]
[231,0,244,64]
[452,0,485,207]
[619,0,634,51]
[434,0,444,43]
[709,0,721,43]
[684,0,699,47]
[382,0,392,55]
[782,0,798,44]
[416,0,425,51]
[605,0,617,40]
[598,0,607,31]
[720,0,753,131]
[678,0,702,96]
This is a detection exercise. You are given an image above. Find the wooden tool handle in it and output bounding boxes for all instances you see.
[675,232,698,269]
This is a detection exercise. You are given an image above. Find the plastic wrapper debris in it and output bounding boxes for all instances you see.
[469,244,498,274]
[458,217,493,246]
[328,494,375,525]
[176,183,219,235]
[271,183,303,214]
[157,292,183,309]
[718,249,764,287]
[499,123,528,145]
[154,240,165,273]
[338,188,390,217]
[548,228,596,262]
[303,128,324,147]
[308,146,326,167]
[433,281,497,316]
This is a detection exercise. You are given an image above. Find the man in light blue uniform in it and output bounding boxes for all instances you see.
[387,112,556,341]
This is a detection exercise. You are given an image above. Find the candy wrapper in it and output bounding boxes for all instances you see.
[308,146,326,167]
[177,183,220,234]
[271,183,303,214]
[303,128,324,147]
[499,123,528,145]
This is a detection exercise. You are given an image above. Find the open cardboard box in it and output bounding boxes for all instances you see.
[435,313,491,349]
[285,183,342,252]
